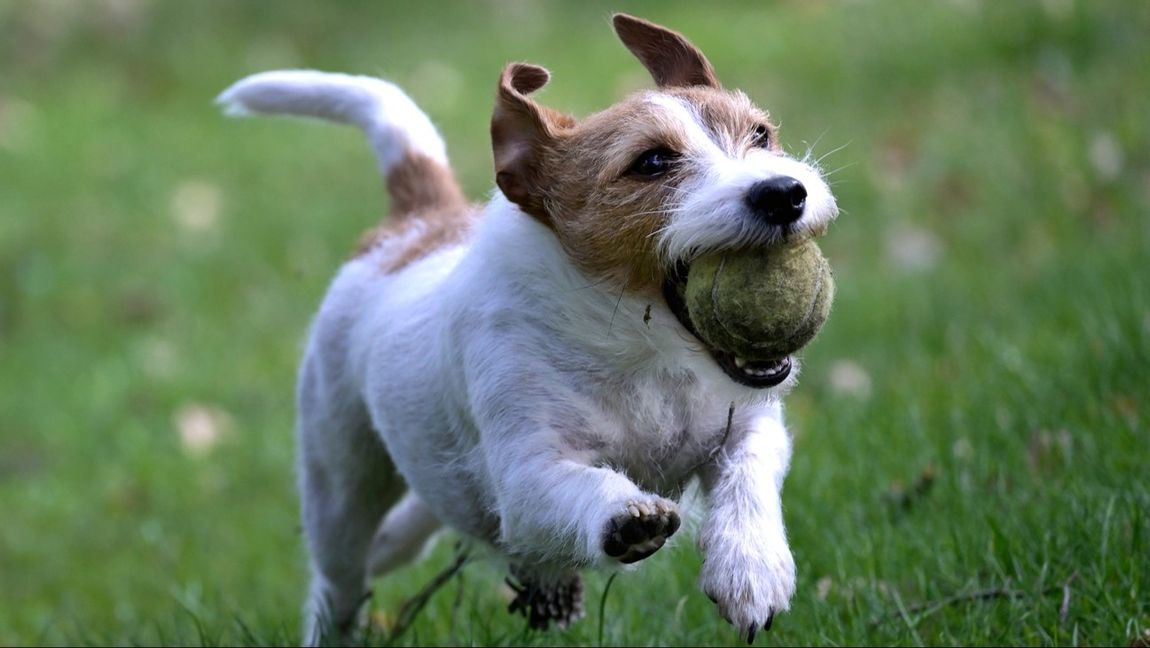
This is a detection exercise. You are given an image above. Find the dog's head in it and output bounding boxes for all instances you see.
[491,14,838,386]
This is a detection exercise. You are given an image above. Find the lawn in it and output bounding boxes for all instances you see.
[0,1,1147,646]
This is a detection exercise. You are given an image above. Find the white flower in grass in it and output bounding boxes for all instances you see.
[1088,131,1123,182]
[171,180,223,234]
[829,359,872,400]
[175,403,233,456]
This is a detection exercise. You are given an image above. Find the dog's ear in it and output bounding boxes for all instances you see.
[612,14,720,89]
[491,63,575,224]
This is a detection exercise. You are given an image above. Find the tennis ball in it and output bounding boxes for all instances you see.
[684,240,834,360]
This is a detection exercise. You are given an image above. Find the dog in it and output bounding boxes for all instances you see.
[218,13,837,644]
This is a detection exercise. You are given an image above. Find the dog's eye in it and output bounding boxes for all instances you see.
[627,147,680,179]
[752,124,772,148]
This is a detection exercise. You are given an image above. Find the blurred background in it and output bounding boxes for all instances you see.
[0,1,1146,645]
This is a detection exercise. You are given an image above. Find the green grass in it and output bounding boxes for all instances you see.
[1,1,1148,646]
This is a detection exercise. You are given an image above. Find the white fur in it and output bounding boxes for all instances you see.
[224,71,829,644]
[216,69,448,173]
[646,94,839,261]
[295,195,795,643]
[698,412,796,637]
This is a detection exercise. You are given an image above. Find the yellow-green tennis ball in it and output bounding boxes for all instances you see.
[685,240,835,360]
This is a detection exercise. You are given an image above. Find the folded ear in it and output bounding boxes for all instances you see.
[491,63,575,223]
[613,14,720,89]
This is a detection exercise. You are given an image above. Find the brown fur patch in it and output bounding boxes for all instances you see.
[355,152,474,273]
[355,203,477,273]
[385,152,467,216]
[491,63,577,224]
[521,87,774,296]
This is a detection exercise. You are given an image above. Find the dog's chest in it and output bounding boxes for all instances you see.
[562,370,733,496]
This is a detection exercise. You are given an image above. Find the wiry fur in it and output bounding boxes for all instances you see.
[218,14,838,645]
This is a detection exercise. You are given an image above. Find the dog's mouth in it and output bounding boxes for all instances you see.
[662,261,792,389]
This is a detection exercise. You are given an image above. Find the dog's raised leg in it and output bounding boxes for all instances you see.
[697,409,796,643]
[367,490,442,578]
[297,357,404,646]
[601,498,682,564]
[484,439,681,569]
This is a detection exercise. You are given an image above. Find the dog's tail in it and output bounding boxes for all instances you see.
[216,70,465,216]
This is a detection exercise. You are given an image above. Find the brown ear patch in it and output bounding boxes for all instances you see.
[491,63,576,224]
[505,63,550,95]
[613,14,720,89]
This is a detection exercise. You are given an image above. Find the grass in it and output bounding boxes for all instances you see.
[1,1,1147,645]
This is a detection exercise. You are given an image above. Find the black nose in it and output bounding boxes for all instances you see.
[746,176,807,225]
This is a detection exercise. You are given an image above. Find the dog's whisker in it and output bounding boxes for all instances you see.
[797,129,832,163]
[807,129,829,153]
[813,140,852,168]
[821,162,857,178]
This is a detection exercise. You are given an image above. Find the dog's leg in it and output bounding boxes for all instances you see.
[696,408,796,643]
[505,564,585,630]
[366,490,442,577]
[297,358,403,646]
[299,429,400,646]
[486,445,681,568]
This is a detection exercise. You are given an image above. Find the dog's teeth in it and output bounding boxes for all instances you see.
[734,357,749,369]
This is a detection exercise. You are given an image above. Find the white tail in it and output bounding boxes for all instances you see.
[216,69,448,175]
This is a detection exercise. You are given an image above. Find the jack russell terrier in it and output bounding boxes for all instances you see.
[219,13,837,644]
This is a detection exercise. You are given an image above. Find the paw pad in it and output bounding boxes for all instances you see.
[602,499,680,564]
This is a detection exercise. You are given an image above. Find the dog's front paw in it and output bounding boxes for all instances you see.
[602,498,680,564]
[698,533,796,644]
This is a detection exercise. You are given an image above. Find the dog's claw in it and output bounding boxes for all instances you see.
[763,609,775,632]
[746,625,757,644]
